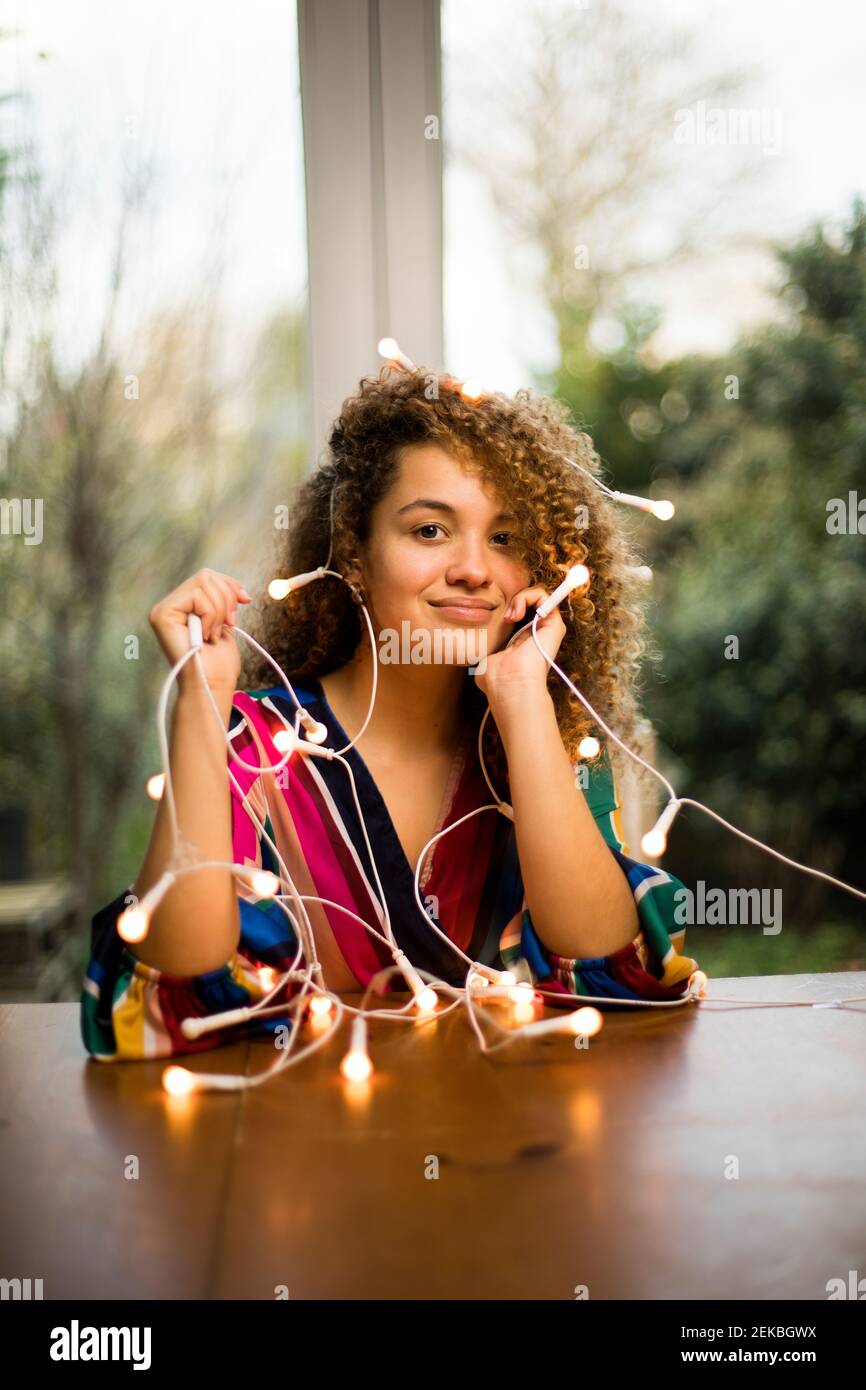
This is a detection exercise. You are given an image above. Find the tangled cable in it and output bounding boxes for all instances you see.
[124,347,866,1096]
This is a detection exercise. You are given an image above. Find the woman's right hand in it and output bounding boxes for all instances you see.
[149,568,253,695]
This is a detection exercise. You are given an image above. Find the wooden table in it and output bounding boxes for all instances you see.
[1,971,864,1300]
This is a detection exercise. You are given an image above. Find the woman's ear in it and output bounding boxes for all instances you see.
[345,544,371,600]
[343,561,368,608]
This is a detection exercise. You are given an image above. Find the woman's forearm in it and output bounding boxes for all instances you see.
[490,682,639,959]
[128,677,241,976]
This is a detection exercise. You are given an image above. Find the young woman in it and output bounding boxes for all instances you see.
[81,368,700,1062]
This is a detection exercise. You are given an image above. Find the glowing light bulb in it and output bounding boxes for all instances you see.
[146,773,165,800]
[631,565,653,583]
[578,736,600,759]
[641,828,666,858]
[641,799,682,859]
[340,1015,373,1083]
[268,568,326,602]
[565,1006,603,1038]
[273,728,295,754]
[460,379,484,401]
[467,971,489,990]
[512,999,537,1025]
[309,993,333,1016]
[163,1066,197,1096]
[258,966,276,991]
[689,970,708,998]
[509,982,535,1004]
[308,1010,331,1036]
[116,871,175,945]
[377,338,415,370]
[611,489,675,520]
[251,871,280,898]
[340,1050,373,1083]
[470,964,515,987]
[117,905,149,943]
[396,953,436,1009]
[535,564,592,621]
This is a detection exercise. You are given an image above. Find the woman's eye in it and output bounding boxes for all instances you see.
[411,525,514,545]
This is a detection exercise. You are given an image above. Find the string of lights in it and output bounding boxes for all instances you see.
[125,340,866,1096]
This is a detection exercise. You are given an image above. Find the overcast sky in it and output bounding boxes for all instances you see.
[2,0,865,395]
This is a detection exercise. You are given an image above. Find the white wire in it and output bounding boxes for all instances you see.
[133,465,865,1093]
[145,601,692,1094]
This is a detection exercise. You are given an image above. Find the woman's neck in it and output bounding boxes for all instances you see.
[320,648,470,758]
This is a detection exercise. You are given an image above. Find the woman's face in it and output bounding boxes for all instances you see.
[355,443,533,664]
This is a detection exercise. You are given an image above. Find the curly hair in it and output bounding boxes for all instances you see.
[240,364,655,800]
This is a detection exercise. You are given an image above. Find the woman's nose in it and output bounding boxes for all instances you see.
[445,543,492,587]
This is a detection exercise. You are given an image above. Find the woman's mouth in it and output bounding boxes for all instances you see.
[427,602,496,623]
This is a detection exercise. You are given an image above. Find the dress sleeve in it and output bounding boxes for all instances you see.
[80,691,303,1063]
[498,744,700,1006]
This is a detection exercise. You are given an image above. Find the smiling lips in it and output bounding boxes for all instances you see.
[428,598,497,621]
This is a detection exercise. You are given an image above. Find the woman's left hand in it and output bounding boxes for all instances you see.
[472,585,567,701]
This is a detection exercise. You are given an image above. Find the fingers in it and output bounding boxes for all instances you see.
[148,569,248,639]
[504,586,551,622]
[148,570,253,668]
[219,574,254,625]
[192,570,251,642]
[195,575,228,642]
[225,574,254,604]
[201,572,246,642]
[504,582,577,625]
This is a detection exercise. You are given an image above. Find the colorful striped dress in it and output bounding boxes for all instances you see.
[81,677,700,1062]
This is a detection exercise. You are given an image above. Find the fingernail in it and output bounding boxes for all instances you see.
[240,587,252,600]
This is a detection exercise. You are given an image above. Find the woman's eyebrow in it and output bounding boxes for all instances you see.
[396,497,517,523]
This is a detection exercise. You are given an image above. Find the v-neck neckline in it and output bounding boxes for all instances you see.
[307,675,474,891]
